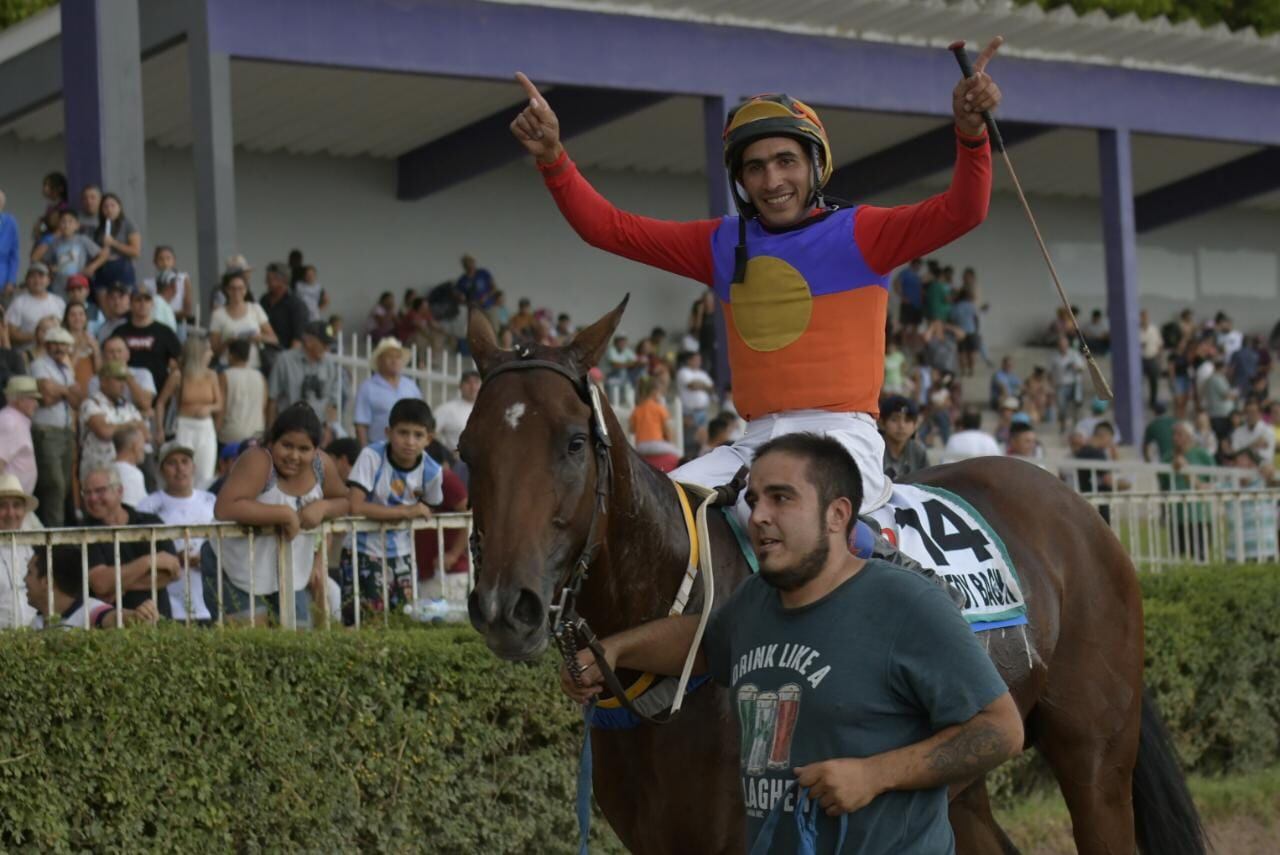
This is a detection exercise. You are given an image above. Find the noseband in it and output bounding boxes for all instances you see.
[474,347,614,664]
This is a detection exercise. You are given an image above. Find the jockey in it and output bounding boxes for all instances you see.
[510,40,1004,580]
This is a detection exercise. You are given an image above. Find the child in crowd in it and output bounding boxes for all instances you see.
[26,544,158,629]
[630,375,680,473]
[212,403,349,626]
[111,425,147,506]
[341,399,441,624]
[295,265,329,322]
[217,338,266,445]
[879,395,929,481]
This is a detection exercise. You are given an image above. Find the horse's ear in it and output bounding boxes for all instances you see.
[468,309,500,376]
[566,294,629,374]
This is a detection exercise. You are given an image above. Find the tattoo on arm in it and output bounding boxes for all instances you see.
[925,722,1007,781]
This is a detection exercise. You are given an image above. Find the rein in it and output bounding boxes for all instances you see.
[475,348,677,726]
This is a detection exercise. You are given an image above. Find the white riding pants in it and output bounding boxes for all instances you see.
[670,409,891,519]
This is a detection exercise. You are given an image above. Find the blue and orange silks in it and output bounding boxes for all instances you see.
[710,208,888,421]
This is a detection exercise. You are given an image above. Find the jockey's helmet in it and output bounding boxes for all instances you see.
[722,94,833,214]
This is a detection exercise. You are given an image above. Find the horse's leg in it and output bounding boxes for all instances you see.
[949,778,1022,855]
[1033,612,1142,853]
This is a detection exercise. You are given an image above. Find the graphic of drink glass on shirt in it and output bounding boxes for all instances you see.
[738,682,803,775]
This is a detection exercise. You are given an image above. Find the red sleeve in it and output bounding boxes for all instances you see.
[433,468,468,512]
[539,151,719,286]
[853,128,992,275]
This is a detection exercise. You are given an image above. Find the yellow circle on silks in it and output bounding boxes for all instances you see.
[730,255,814,352]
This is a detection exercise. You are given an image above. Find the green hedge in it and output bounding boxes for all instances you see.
[0,564,1277,849]
[0,627,623,853]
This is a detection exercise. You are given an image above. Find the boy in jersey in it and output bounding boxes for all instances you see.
[341,398,442,623]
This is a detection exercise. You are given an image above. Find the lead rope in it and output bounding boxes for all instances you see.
[749,785,848,855]
[575,700,595,855]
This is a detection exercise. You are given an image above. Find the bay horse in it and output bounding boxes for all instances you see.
[461,300,1205,855]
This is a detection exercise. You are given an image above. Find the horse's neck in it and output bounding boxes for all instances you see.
[578,444,690,638]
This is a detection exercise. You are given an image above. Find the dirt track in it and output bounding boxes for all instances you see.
[1017,816,1280,854]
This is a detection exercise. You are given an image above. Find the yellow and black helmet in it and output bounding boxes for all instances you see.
[722,94,833,210]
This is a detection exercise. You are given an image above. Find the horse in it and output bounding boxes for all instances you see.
[461,300,1206,855]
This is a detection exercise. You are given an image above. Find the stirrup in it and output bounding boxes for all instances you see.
[853,517,967,609]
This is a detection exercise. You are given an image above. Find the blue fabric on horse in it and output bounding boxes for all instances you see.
[749,784,848,855]
[587,674,714,730]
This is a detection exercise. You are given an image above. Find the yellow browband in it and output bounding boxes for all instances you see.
[595,481,700,710]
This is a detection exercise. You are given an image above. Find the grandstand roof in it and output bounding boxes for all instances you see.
[491,0,1280,86]
[0,1,1277,213]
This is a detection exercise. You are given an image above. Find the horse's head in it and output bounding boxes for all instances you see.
[461,298,627,661]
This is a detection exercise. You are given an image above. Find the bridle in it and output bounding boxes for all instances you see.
[473,345,677,725]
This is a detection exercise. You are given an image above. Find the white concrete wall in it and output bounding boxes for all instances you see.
[2,131,1278,352]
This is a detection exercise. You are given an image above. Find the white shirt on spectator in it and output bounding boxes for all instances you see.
[0,543,37,629]
[30,355,74,428]
[1231,421,1275,461]
[944,430,1002,459]
[345,442,443,559]
[433,397,473,452]
[209,303,269,368]
[1139,323,1163,360]
[8,292,66,351]
[137,489,217,621]
[115,460,147,506]
[79,392,142,477]
[676,366,713,412]
[56,597,114,629]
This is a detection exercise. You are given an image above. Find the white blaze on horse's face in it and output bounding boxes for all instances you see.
[504,402,526,430]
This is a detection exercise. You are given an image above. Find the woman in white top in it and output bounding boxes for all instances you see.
[212,403,348,626]
[208,271,277,369]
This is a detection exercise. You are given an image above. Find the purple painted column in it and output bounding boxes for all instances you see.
[60,0,148,236]
[703,95,733,394]
[1098,128,1143,446]
[60,0,102,196]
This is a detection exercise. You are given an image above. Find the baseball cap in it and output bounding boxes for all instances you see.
[1000,396,1021,411]
[158,439,196,464]
[302,320,333,345]
[98,362,129,380]
[66,274,91,291]
[27,262,48,276]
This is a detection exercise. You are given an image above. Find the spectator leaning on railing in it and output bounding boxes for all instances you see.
[137,441,217,623]
[26,543,159,629]
[81,466,180,617]
[342,399,440,624]
[212,403,349,627]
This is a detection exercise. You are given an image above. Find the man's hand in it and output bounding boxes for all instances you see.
[511,73,564,165]
[125,599,160,626]
[952,36,1003,136]
[558,644,615,704]
[794,758,883,816]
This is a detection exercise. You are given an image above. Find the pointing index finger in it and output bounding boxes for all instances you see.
[515,71,545,107]
[973,35,1004,73]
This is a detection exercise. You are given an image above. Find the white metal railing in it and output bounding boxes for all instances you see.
[0,514,473,631]
[331,333,470,435]
[1084,489,1280,570]
[933,449,1254,494]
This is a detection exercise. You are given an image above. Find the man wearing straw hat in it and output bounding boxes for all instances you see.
[31,326,81,527]
[353,337,423,447]
[0,376,42,496]
[0,473,38,628]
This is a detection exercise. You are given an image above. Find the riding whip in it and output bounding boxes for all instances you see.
[949,41,1113,401]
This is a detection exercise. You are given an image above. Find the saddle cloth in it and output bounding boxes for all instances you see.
[867,484,1028,631]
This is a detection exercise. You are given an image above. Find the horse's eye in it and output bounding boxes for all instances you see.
[568,435,588,455]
